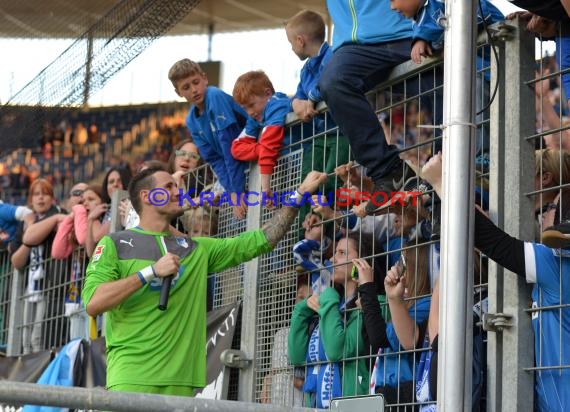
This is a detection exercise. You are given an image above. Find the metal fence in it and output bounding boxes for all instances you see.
[0,17,567,412]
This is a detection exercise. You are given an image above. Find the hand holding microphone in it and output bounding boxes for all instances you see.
[152,253,180,311]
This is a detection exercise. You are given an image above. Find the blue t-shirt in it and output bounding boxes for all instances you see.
[293,42,337,135]
[375,296,431,388]
[524,243,570,412]
[556,35,570,106]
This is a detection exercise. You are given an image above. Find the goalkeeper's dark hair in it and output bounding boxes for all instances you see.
[128,167,164,214]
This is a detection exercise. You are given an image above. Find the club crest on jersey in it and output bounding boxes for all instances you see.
[92,245,105,262]
[176,237,189,248]
[149,265,183,290]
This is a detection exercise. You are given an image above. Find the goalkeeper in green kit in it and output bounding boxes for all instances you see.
[82,167,327,396]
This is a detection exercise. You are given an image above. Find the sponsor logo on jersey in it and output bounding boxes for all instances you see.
[149,265,184,291]
[92,245,105,262]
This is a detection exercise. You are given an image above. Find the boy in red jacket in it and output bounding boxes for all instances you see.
[231,71,293,203]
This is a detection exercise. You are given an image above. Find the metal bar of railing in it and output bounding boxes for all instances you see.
[0,381,325,412]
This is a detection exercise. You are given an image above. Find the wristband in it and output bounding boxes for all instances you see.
[287,190,304,208]
[137,265,156,285]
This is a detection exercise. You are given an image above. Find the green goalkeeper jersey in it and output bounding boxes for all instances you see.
[83,227,271,390]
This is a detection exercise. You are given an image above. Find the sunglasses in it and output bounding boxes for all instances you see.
[70,189,84,197]
[175,150,200,161]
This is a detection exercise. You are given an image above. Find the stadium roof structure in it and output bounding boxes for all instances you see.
[0,0,330,38]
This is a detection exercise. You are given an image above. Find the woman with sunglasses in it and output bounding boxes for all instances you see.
[288,232,385,408]
[168,139,214,196]
[355,242,431,410]
[52,185,105,340]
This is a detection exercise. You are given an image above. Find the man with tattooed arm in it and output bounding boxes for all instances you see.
[82,166,327,396]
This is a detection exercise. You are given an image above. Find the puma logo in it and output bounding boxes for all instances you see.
[120,238,134,247]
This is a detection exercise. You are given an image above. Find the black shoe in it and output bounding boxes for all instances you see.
[402,175,421,192]
[402,176,432,196]
[364,164,415,215]
[542,221,570,249]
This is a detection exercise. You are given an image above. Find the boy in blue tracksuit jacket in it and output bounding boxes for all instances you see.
[285,10,352,237]
[319,0,415,217]
[168,58,250,219]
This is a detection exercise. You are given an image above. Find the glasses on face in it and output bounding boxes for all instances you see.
[397,253,407,279]
[175,150,200,161]
[70,189,84,197]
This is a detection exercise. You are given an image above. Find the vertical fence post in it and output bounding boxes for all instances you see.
[487,19,507,412]
[498,17,535,411]
[6,268,24,356]
[238,163,262,402]
[110,189,130,234]
[438,0,476,410]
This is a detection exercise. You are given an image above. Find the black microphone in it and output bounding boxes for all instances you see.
[158,275,173,311]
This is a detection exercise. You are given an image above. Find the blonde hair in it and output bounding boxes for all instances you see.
[403,242,431,308]
[232,71,275,105]
[535,148,570,187]
[181,205,219,237]
[285,10,325,43]
[168,59,205,89]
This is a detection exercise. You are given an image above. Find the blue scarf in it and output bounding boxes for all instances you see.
[416,335,437,411]
[302,296,353,408]
[302,324,342,408]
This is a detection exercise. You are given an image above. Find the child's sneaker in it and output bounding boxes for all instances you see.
[364,163,416,215]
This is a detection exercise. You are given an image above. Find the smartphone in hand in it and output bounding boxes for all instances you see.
[351,265,359,280]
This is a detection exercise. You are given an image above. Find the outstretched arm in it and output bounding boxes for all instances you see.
[421,152,526,277]
[262,171,327,247]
